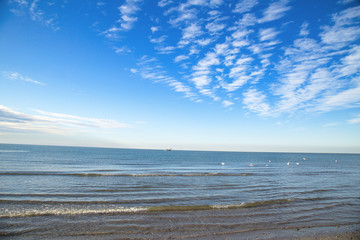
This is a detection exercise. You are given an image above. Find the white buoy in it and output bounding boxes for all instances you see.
[269,160,271,163]
[249,163,254,167]
[296,162,300,166]
[221,162,225,165]
[287,162,290,166]
[303,157,306,160]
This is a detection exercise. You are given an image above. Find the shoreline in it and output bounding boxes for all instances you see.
[298,231,360,240]
[258,224,360,240]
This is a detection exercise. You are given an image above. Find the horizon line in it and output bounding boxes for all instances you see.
[1,142,359,155]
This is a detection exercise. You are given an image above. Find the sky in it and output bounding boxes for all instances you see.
[0,0,360,153]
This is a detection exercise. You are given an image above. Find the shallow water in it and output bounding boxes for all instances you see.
[0,144,359,238]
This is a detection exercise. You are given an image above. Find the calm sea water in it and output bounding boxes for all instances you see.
[0,144,359,239]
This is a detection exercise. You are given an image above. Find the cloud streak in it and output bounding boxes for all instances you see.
[118,0,143,31]
[133,56,197,100]
[0,105,131,135]
[3,71,45,85]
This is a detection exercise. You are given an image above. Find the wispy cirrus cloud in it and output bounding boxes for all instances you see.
[299,22,309,36]
[3,71,45,85]
[102,0,143,40]
[9,0,60,30]
[118,0,143,31]
[259,28,280,42]
[133,56,197,100]
[174,54,189,63]
[258,0,291,23]
[205,18,227,35]
[0,105,131,135]
[113,46,132,54]
[243,88,270,116]
[132,2,360,118]
[320,6,360,48]
[222,100,234,107]
[233,0,258,14]
[348,114,360,124]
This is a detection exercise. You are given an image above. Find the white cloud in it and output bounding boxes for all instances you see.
[32,109,131,129]
[348,115,360,124]
[222,76,250,91]
[232,40,250,48]
[235,13,258,27]
[158,0,173,7]
[167,4,197,26]
[299,22,309,36]
[337,0,356,4]
[17,0,59,30]
[9,0,29,15]
[193,52,220,71]
[150,35,167,44]
[208,10,220,17]
[205,20,226,34]
[136,56,197,99]
[29,0,42,21]
[233,0,258,14]
[10,0,28,6]
[191,75,212,88]
[167,80,194,98]
[321,25,360,47]
[320,6,360,48]
[196,38,212,46]
[232,29,253,40]
[243,89,270,116]
[210,0,223,7]
[259,28,280,41]
[145,3,360,115]
[339,45,360,76]
[0,105,131,135]
[174,55,189,62]
[187,0,206,6]
[117,0,143,31]
[155,45,177,54]
[315,84,360,112]
[151,26,160,33]
[258,0,291,23]
[3,71,45,85]
[102,27,123,39]
[225,57,253,87]
[113,46,132,54]
[222,100,234,107]
[181,23,203,40]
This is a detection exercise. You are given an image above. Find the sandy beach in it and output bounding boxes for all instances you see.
[299,231,360,240]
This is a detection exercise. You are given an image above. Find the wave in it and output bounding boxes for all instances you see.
[0,150,29,153]
[147,199,294,212]
[0,172,254,177]
[0,207,148,218]
[0,198,294,218]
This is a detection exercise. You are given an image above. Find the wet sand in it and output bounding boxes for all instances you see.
[299,231,360,240]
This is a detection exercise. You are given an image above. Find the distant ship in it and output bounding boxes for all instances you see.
[165,148,172,151]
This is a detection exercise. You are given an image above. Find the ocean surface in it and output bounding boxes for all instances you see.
[0,144,359,239]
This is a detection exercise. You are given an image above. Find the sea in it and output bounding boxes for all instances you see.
[0,144,359,239]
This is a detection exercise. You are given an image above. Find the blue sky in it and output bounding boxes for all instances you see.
[0,0,360,153]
